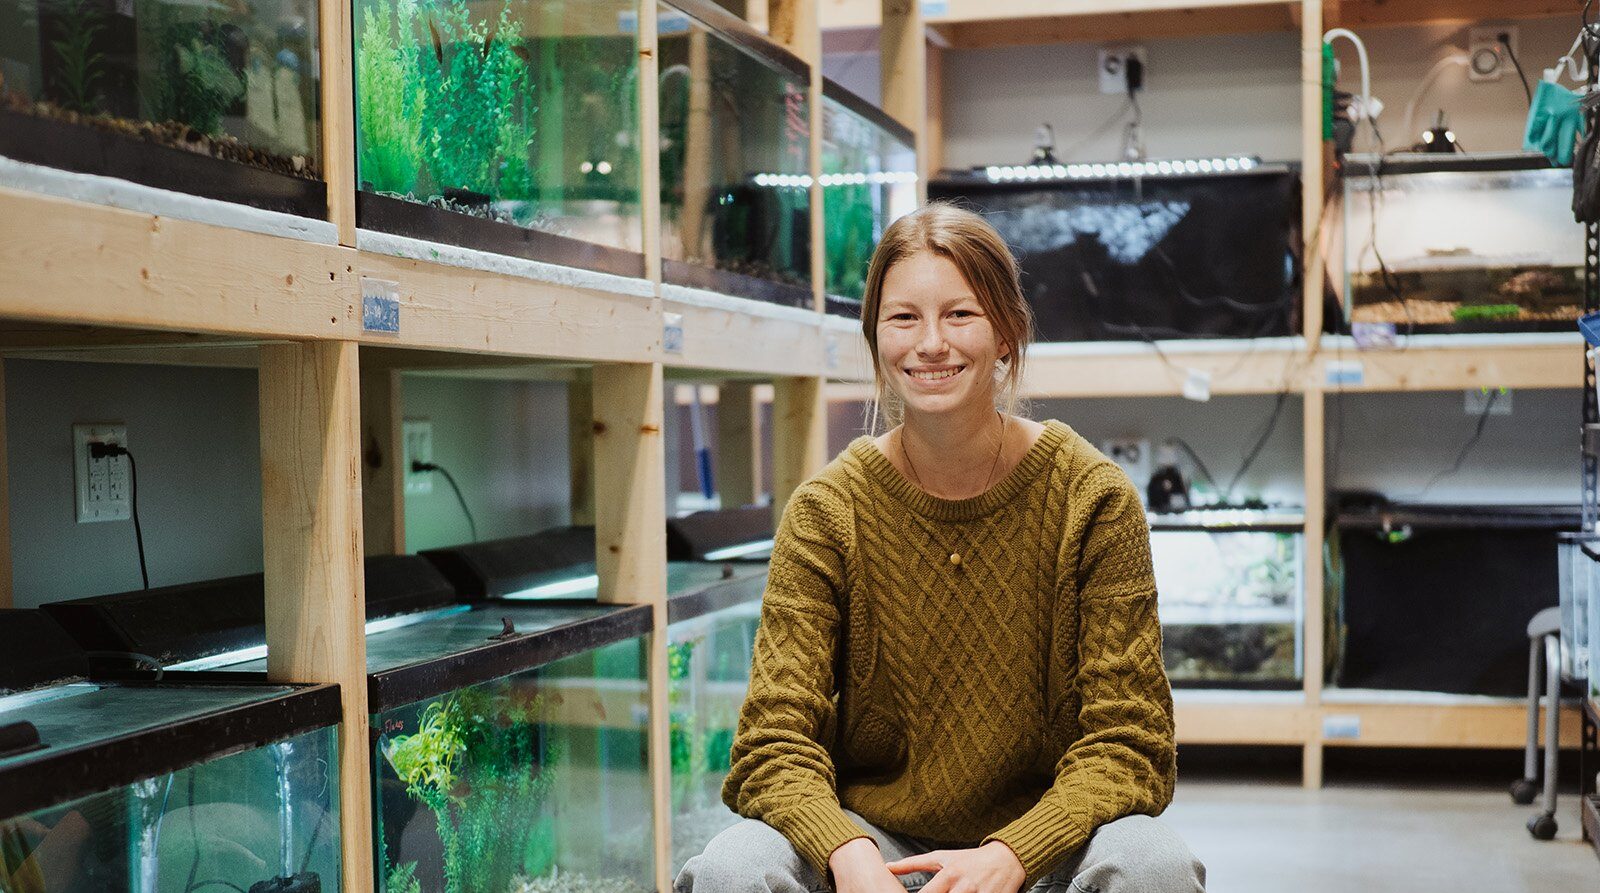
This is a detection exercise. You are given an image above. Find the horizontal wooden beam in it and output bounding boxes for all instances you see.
[1318,701,1583,749]
[822,0,1288,29]
[1177,699,1315,745]
[0,187,357,340]
[1335,0,1570,28]
[945,2,1297,48]
[1323,337,1583,393]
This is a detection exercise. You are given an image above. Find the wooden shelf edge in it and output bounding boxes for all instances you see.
[1175,698,1584,749]
[822,0,1292,30]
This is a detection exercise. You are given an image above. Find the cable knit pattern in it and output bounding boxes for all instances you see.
[720,420,1176,887]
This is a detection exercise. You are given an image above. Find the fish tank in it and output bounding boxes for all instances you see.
[0,609,344,893]
[658,0,812,308]
[1149,512,1303,688]
[352,0,644,276]
[0,0,326,215]
[820,79,916,318]
[665,562,764,872]
[1341,153,1582,334]
[928,161,1301,342]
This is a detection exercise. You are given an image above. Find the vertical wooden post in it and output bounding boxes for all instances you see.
[771,376,827,520]
[592,362,670,889]
[258,341,371,892]
[923,40,944,185]
[568,372,597,526]
[881,0,927,201]
[639,0,663,284]
[716,382,760,508]
[359,366,405,555]
[1301,0,1325,347]
[319,0,356,244]
[0,359,12,608]
[1302,386,1327,789]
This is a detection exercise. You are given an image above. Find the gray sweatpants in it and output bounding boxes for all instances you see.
[674,810,1205,893]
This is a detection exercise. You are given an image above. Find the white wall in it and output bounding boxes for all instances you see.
[6,360,265,608]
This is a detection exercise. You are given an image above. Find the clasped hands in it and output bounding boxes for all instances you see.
[829,836,1027,893]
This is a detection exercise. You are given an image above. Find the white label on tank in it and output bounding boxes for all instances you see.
[1323,714,1362,740]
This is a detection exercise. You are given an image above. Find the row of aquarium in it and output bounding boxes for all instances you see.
[0,502,1321,892]
[930,151,1585,341]
[0,0,914,311]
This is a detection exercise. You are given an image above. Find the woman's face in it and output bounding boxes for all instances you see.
[875,251,1006,419]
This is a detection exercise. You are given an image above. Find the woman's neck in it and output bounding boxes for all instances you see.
[896,404,1007,499]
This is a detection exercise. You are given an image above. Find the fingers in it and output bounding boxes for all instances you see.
[918,870,957,893]
[884,852,945,875]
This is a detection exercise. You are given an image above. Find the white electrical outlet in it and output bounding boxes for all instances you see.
[1100,438,1152,487]
[403,419,433,495]
[73,423,130,523]
[1468,25,1517,83]
[1098,45,1147,95]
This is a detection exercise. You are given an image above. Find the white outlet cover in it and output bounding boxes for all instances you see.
[1467,26,1517,83]
[1100,438,1152,487]
[403,419,433,495]
[73,423,130,523]
[1465,387,1512,416]
[1099,45,1147,95]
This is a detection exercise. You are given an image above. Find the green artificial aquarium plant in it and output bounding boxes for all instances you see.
[41,0,107,114]
[385,684,561,893]
[355,0,426,193]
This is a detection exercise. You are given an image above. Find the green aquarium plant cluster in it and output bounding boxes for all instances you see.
[353,0,642,247]
[381,684,561,893]
[0,0,322,177]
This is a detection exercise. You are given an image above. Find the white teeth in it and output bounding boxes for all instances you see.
[908,367,962,381]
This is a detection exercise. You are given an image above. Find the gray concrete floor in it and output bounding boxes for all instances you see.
[1164,779,1600,891]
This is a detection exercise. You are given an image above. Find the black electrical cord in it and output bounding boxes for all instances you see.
[89,442,148,590]
[1167,437,1220,494]
[1499,34,1533,107]
[1413,389,1500,499]
[413,461,478,542]
[1225,389,1291,501]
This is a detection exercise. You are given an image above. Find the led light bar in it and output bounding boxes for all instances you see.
[752,171,920,188]
[164,605,473,671]
[702,538,777,561]
[981,156,1259,183]
[502,574,601,600]
[751,174,814,188]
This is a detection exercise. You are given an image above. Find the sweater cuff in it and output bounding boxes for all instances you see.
[768,799,872,875]
[983,802,1088,886]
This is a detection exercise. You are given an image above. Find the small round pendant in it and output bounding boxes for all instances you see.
[949,553,962,566]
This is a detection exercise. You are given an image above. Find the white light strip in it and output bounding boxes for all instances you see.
[502,574,600,600]
[165,605,474,671]
[983,156,1259,184]
[702,539,777,561]
[752,171,921,188]
[0,682,99,715]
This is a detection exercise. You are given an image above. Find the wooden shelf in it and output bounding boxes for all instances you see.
[1316,334,1584,393]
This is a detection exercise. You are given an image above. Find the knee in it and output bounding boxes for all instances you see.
[674,819,817,893]
[1075,815,1206,893]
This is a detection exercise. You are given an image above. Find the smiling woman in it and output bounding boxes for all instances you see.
[673,203,1206,893]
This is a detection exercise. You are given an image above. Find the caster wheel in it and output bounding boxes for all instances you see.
[1527,813,1558,840]
[1510,778,1539,805]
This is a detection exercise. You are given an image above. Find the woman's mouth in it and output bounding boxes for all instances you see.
[906,365,965,382]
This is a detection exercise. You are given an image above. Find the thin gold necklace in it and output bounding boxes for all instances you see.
[902,411,1007,499]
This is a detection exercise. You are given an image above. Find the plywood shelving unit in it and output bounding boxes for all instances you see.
[821,0,1586,787]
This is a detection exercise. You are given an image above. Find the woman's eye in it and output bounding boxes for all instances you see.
[950,310,975,319]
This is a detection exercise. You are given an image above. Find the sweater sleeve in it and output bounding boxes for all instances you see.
[721,482,871,873]
[984,463,1177,885]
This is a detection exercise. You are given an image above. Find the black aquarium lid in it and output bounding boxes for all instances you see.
[1335,502,1581,531]
[0,682,340,819]
[366,601,653,711]
[42,554,458,667]
[666,564,767,625]
[667,506,774,561]
[0,610,89,694]
[420,526,598,600]
[1342,150,1562,177]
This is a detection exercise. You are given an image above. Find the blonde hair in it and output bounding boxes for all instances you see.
[859,202,1034,432]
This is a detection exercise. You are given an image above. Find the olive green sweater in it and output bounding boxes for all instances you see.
[721,420,1176,886]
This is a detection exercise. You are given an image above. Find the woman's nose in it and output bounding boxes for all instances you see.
[916,321,948,357]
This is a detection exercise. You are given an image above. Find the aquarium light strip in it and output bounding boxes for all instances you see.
[165,606,474,670]
[0,683,100,715]
[816,171,920,187]
[703,539,777,561]
[983,156,1259,183]
[502,574,602,600]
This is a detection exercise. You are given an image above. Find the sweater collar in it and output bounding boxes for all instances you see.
[848,419,1069,522]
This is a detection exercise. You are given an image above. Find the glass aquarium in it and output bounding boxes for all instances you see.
[658,0,811,307]
[1558,532,1597,691]
[1342,154,1582,333]
[1149,517,1303,688]
[929,163,1300,342]
[665,565,763,873]
[369,605,655,893]
[352,0,643,276]
[821,80,916,317]
[0,0,325,215]
[0,677,343,893]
